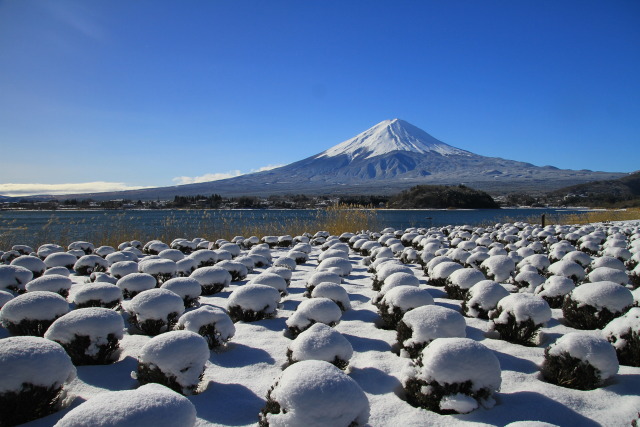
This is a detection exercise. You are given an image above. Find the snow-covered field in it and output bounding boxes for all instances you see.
[1,222,640,426]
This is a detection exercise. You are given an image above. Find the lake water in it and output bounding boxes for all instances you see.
[0,208,590,248]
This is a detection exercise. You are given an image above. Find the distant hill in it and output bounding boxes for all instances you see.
[548,171,640,207]
[387,185,500,209]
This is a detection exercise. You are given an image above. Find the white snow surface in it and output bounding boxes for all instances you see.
[569,281,634,312]
[493,293,552,325]
[547,332,619,380]
[265,360,369,427]
[161,277,202,299]
[535,275,575,298]
[116,273,157,293]
[0,335,75,393]
[25,274,73,293]
[288,323,353,364]
[0,291,69,323]
[318,118,469,160]
[54,383,197,427]
[138,330,209,391]
[227,284,280,312]
[45,307,125,348]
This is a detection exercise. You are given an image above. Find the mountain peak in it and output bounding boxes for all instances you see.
[318,119,470,160]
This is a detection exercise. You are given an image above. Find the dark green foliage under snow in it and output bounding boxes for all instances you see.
[285,349,349,371]
[489,308,541,346]
[228,305,275,323]
[136,362,202,395]
[200,283,226,296]
[75,298,120,309]
[0,383,64,427]
[608,330,640,367]
[3,318,59,337]
[129,312,179,336]
[403,376,493,415]
[562,298,629,330]
[387,185,500,209]
[396,320,427,359]
[54,334,120,365]
[541,349,603,390]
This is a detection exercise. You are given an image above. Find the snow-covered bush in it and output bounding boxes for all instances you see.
[71,282,123,309]
[480,255,516,283]
[44,266,71,277]
[0,264,32,293]
[138,258,177,285]
[262,236,279,248]
[116,273,157,299]
[402,337,501,414]
[74,255,109,276]
[603,307,640,366]
[265,266,293,286]
[94,246,116,258]
[305,271,341,295]
[541,332,618,390]
[90,271,117,284]
[259,360,369,427]
[317,257,352,277]
[547,260,585,284]
[11,255,46,278]
[37,244,63,259]
[0,336,75,426]
[378,286,434,329]
[109,260,139,280]
[0,291,69,336]
[55,383,197,427]
[249,254,270,268]
[44,307,124,365]
[44,252,78,270]
[136,330,209,395]
[215,260,248,282]
[429,261,464,287]
[512,270,546,293]
[127,288,185,335]
[445,268,485,299]
[286,323,353,370]
[143,240,170,255]
[189,249,218,268]
[227,284,280,322]
[176,305,235,349]
[461,280,510,319]
[286,298,342,338]
[372,272,420,307]
[286,250,308,265]
[176,257,197,277]
[249,244,272,262]
[1,250,20,264]
[585,266,629,286]
[310,283,351,311]
[273,256,297,271]
[160,277,201,308]
[68,241,95,255]
[158,249,184,262]
[277,235,293,248]
[562,281,633,329]
[397,305,466,359]
[235,255,256,273]
[534,275,575,308]
[0,290,13,308]
[25,274,72,297]
[372,262,412,291]
[489,293,551,346]
[189,266,231,295]
[105,250,138,265]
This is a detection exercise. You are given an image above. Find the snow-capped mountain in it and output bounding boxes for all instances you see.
[319,119,470,160]
[33,119,626,200]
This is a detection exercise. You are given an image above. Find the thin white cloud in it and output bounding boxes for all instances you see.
[0,182,150,197]
[172,164,285,185]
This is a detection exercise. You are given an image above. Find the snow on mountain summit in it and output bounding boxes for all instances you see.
[319,119,471,160]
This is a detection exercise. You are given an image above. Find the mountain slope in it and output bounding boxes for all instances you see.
[25,119,626,200]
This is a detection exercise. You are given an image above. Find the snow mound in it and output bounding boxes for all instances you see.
[45,307,124,344]
[0,264,33,292]
[317,257,352,277]
[261,360,369,427]
[569,281,633,312]
[25,274,72,295]
[128,288,185,323]
[288,323,353,366]
[401,305,466,350]
[116,273,157,298]
[547,332,619,380]
[0,291,69,323]
[138,330,209,394]
[480,255,516,282]
[381,286,434,312]
[54,383,197,427]
[227,284,280,319]
[462,280,510,318]
[71,282,122,308]
[176,305,235,347]
[286,298,342,335]
[248,272,288,295]
[310,282,351,311]
[0,335,75,393]
[492,293,552,325]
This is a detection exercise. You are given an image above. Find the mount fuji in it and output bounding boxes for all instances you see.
[36,119,626,200]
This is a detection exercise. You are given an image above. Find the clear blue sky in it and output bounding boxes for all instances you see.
[1,0,639,196]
